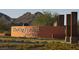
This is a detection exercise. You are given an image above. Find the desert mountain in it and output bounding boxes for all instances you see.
[14,12,43,25]
[0,12,43,26]
[0,13,12,25]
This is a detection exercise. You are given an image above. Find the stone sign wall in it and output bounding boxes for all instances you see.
[11,26,65,38]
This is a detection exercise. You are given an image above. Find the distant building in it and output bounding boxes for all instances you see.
[53,15,64,27]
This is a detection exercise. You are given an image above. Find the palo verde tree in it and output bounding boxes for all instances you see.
[32,11,58,26]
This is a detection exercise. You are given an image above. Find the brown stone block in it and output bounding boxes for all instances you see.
[58,15,64,26]
[71,12,78,36]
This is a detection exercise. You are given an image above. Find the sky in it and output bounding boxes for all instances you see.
[0,9,79,18]
[0,9,79,25]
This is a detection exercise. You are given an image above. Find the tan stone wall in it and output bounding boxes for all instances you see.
[11,26,39,38]
[11,26,65,38]
[0,33,5,36]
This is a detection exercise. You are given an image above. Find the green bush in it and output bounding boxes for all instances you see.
[44,42,79,50]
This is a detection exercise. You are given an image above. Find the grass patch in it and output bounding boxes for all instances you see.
[0,37,79,50]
